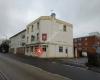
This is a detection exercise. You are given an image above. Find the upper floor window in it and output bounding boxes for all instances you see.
[21,42,25,46]
[31,25,34,32]
[9,40,11,43]
[37,33,39,40]
[74,39,77,43]
[37,22,39,30]
[22,35,25,39]
[85,43,88,46]
[63,25,66,32]
[27,27,29,34]
[27,37,29,43]
[97,42,100,45]
[31,35,35,42]
[78,43,81,46]
[85,38,87,40]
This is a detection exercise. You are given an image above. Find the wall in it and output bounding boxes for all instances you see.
[39,19,73,58]
[39,19,73,46]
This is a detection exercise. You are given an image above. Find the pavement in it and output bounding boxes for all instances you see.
[60,58,100,73]
[56,58,88,68]
[0,53,100,80]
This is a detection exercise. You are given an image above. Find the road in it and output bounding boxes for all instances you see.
[0,53,70,80]
[0,53,100,80]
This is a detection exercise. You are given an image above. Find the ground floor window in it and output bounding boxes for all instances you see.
[31,46,33,52]
[26,47,29,52]
[42,45,46,52]
[65,48,68,53]
[59,46,63,52]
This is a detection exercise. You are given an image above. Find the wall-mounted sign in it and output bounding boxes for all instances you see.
[42,33,47,41]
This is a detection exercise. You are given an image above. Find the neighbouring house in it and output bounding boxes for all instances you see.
[9,29,26,55]
[74,32,100,58]
[25,13,73,58]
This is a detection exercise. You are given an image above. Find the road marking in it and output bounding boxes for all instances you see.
[64,64,89,71]
[51,61,88,71]
[0,72,8,80]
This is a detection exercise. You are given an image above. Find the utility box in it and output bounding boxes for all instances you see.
[87,47,100,66]
[96,47,100,66]
[87,47,98,66]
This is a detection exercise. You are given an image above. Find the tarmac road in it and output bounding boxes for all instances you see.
[0,54,70,80]
[0,53,100,80]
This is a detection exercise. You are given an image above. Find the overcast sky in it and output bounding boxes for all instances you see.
[0,0,100,39]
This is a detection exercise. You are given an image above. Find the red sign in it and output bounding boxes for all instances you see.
[35,47,43,56]
[42,33,47,41]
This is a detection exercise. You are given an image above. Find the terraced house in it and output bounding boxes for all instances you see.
[10,13,74,58]
[9,29,26,55]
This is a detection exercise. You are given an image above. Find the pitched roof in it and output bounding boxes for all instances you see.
[10,29,26,39]
[27,16,73,27]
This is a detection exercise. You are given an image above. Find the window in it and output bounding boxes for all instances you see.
[22,35,25,39]
[78,43,81,46]
[63,25,66,32]
[31,35,35,41]
[26,47,29,52]
[37,22,39,29]
[97,42,100,46]
[27,37,29,43]
[59,46,63,52]
[27,27,29,33]
[65,48,68,53]
[22,42,25,46]
[85,38,87,40]
[31,46,33,52]
[74,39,77,42]
[85,43,88,45]
[31,25,34,32]
[85,48,87,50]
[37,33,39,40]
[9,40,11,43]
[42,45,46,52]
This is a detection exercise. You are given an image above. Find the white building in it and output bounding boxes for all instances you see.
[25,13,74,58]
[9,29,26,55]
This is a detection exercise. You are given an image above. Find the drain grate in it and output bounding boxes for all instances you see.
[0,72,7,80]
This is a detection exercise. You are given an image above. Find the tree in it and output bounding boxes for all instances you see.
[0,40,9,53]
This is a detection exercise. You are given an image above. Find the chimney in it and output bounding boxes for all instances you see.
[51,13,56,19]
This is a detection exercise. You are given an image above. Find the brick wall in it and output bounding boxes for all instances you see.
[74,35,100,57]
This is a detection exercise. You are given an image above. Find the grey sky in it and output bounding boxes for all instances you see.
[0,0,100,38]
